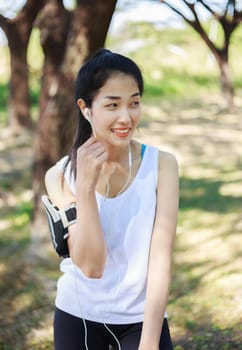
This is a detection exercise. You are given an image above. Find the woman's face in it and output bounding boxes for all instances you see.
[89,73,141,147]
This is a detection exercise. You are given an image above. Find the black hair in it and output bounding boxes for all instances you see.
[66,48,144,178]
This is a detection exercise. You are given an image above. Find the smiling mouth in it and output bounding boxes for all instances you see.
[112,128,129,134]
[111,128,130,137]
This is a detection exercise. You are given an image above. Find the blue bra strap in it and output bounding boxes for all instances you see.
[141,143,146,159]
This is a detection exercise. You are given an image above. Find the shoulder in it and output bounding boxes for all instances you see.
[44,163,75,208]
[45,164,61,186]
[154,151,179,217]
[158,150,178,173]
[44,164,62,198]
[45,155,69,179]
[157,150,179,189]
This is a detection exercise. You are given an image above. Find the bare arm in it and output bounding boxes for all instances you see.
[139,151,179,350]
[45,165,75,208]
[45,137,108,278]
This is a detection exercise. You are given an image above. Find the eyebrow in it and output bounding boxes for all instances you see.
[104,92,140,100]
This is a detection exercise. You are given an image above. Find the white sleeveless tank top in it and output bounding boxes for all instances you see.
[55,145,159,324]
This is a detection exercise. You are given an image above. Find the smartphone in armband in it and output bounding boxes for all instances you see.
[41,195,77,258]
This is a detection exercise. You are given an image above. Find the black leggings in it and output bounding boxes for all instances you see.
[54,308,173,350]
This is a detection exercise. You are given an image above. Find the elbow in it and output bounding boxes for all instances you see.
[70,243,107,279]
[71,254,106,279]
[83,268,104,279]
[78,264,104,279]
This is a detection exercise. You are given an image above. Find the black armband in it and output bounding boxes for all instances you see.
[41,195,76,258]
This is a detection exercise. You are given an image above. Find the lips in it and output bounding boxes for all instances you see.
[111,128,130,137]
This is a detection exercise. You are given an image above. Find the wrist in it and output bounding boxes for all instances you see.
[139,329,160,350]
[139,344,159,350]
[76,183,96,196]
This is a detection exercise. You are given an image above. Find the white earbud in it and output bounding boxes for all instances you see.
[84,108,90,122]
[84,108,96,137]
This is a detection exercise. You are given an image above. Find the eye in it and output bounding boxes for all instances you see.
[131,101,140,107]
[106,103,117,109]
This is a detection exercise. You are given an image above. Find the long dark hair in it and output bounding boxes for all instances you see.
[65,48,144,178]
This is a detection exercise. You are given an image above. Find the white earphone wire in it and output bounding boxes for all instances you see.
[102,143,132,198]
[82,318,89,350]
[103,323,121,350]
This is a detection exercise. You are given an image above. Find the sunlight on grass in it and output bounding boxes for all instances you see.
[0,200,32,252]
[135,93,242,347]
[0,262,7,274]
[11,292,35,315]
[12,212,29,227]
[0,18,241,350]
[219,182,242,197]
[0,219,11,230]
[135,100,242,348]
[171,201,242,338]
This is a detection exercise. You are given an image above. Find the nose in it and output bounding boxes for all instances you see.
[118,108,130,123]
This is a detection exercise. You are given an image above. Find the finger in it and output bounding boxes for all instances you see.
[81,136,97,148]
[82,137,108,153]
[93,147,108,160]
[77,144,107,170]
[77,139,101,158]
[88,143,107,156]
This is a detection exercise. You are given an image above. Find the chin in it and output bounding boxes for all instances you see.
[113,136,132,146]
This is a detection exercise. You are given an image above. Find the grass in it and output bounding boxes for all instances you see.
[0,19,242,350]
[108,22,242,101]
[1,93,242,349]
[136,94,242,349]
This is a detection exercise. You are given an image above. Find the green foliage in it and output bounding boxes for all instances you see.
[0,29,42,126]
[30,84,41,106]
[0,20,241,127]
[0,82,8,111]
[0,70,8,128]
[107,21,242,102]
[0,200,32,251]
[144,69,219,98]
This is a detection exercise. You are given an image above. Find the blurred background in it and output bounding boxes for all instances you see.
[0,1,241,349]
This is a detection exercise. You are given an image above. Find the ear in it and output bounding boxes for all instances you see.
[77,98,89,120]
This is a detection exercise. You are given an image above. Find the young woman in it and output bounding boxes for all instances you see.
[44,49,179,350]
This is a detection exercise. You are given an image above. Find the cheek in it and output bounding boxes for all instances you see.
[93,113,112,131]
[91,108,106,125]
[131,109,141,126]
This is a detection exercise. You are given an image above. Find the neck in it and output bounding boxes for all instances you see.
[101,142,132,197]
[105,142,132,167]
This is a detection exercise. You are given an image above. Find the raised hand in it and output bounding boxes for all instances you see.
[76,137,108,193]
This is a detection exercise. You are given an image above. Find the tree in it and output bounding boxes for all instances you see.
[0,0,46,129]
[33,0,118,218]
[160,0,242,108]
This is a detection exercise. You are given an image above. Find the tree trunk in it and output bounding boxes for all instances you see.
[188,22,234,109]
[217,55,234,110]
[0,0,46,130]
[33,0,117,219]
[161,0,240,110]
[8,33,32,130]
[208,45,233,109]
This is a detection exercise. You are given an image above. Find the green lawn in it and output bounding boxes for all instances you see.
[0,20,242,350]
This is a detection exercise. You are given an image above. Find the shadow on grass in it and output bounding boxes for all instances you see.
[173,175,241,295]
[169,175,242,349]
[173,322,242,350]
[0,199,54,349]
[179,176,241,214]
[0,249,54,350]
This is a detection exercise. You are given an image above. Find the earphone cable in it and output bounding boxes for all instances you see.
[102,142,132,198]
[103,323,121,350]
